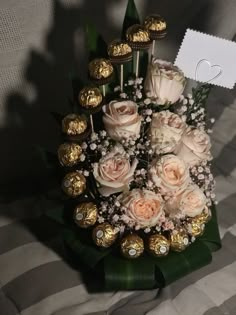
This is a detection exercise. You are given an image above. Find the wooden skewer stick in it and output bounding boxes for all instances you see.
[135,50,140,78]
[90,115,94,133]
[120,64,124,92]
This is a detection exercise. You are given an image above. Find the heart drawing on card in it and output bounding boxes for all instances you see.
[195,59,222,83]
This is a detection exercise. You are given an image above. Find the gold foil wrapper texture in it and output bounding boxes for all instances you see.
[144,15,167,32]
[120,234,144,259]
[79,87,103,108]
[108,40,132,57]
[194,207,212,224]
[62,114,87,136]
[58,143,82,167]
[186,218,205,237]
[89,58,114,80]
[148,234,170,257]
[74,202,97,228]
[62,171,86,197]
[126,24,150,42]
[92,223,117,248]
[170,229,189,252]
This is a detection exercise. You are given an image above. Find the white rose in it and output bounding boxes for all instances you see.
[103,100,141,141]
[149,154,190,194]
[93,145,138,196]
[119,189,164,228]
[144,59,186,105]
[175,127,212,166]
[150,110,186,154]
[166,184,207,218]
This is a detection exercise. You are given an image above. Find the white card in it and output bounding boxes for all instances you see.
[174,29,236,89]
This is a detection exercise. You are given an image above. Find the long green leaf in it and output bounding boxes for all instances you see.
[122,0,140,39]
[104,254,156,290]
[85,22,108,61]
[64,228,111,269]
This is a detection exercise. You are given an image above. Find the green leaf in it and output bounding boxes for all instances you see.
[85,22,108,61]
[64,228,111,269]
[154,240,212,287]
[122,0,140,39]
[104,254,156,290]
[199,205,222,252]
[45,203,65,225]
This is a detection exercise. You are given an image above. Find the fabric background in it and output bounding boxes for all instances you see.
[0,0,236,314]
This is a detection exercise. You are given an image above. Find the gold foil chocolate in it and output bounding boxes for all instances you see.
[170,229,189,252]
[62,171,86,197]
[195,207,212,224]
[62,114,87,136]
[74,202,97,228]
[120,234,144,259]
[58,143,82,167]
[144,15,167,32]
[186,218,205,237]
[126,24,150,42]
[148,234,170,257]
[108,40,132,63]
[92,223,117,248]
[89,58,114,80]
[79,87,103,109]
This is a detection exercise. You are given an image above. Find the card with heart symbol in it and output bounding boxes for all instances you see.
[174,29,236,89]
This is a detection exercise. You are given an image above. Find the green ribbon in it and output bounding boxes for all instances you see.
[46,205,221,291]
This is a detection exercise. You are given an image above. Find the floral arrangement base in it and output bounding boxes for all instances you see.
[47,204,220,290]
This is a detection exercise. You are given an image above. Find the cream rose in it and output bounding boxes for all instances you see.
[175,127,212,166]
[103,100,141,141]
[93,145,138,196]
[150,110,186,154]
[144,59,186,105]
[120,189,164,228]
[166,184,207,218]
[149,154,190,194]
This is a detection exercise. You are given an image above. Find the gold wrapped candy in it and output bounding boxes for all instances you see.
[186,218,205,237]
[89,58,114,83]
[62,114,87,136]
[195,207,212,224]
[120,234,144,259]
[170,229,189,252]
[79,87,103,109]
[58,143,82,167]
[62,171,86,197]
[74,202,97,228]
[126,24,151,50]
[92,223,117,248]
[144,14,167,39]
[108,40,132,63]
[148,234,170,257]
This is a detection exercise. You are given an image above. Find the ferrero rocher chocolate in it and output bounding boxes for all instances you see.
[148,234,170,257]
[108,40,132,64]
[144,14,167,39]
[126,24,151,50]
[89,58,114,84]
[195,207,212,224]
[92,223,117,248]
[62,171,86,197]
[186,218,205,237]
[74,202,97,228]
[62,114,87,136]
[170,229,189,252]
[79,87,103,109]
[120,234,144,259]
[58,143,82,167]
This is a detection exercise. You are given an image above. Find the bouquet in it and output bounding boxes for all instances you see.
[45,0,221,290]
